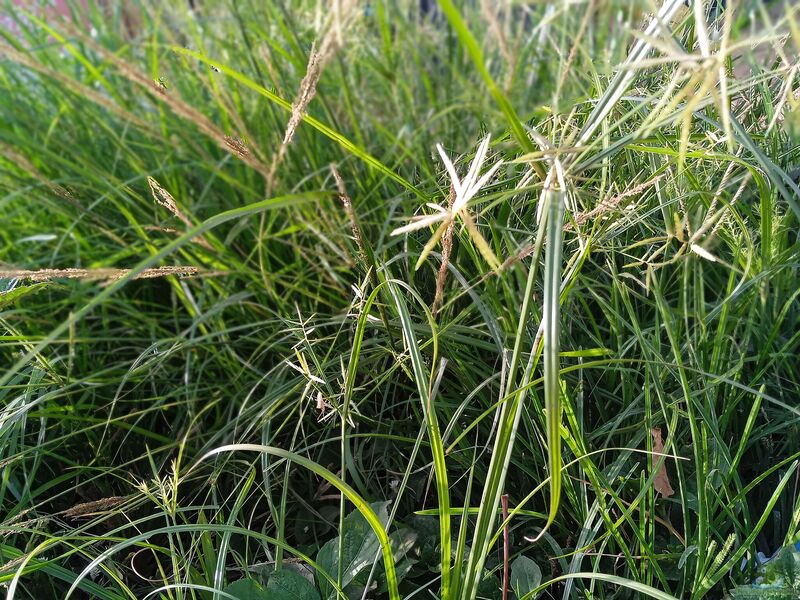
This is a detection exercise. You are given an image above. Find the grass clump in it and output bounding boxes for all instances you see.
[1,1,799,599]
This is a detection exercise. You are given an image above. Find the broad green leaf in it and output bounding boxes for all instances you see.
[316,502,390,599]
[266,569,320,600]
[376,528,419,594]
[511,556,542,599]
[223,579,269,600]
[476,572,502,600]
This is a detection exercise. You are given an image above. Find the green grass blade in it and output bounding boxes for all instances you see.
[386,281,452,599]
[520,571,681,600]
[541,188,566,533]
[436,0,535,154]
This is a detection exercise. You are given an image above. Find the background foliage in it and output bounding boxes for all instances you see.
[1,0,799,598]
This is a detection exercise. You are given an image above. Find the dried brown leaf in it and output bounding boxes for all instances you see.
[650,427,675,498]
